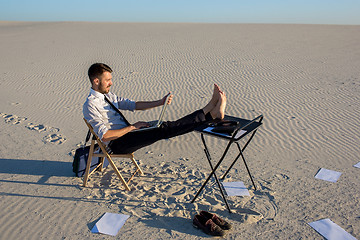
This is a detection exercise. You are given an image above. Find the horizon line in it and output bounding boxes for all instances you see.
[1,20,359,26]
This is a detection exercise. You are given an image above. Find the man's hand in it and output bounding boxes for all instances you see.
[162,92,173,105]
[132,121,150,130]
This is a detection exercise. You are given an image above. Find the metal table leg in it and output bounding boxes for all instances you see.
[191,134,233,213]
[221,125,261,190]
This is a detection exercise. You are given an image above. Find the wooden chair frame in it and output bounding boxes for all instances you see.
[83,118,143,191]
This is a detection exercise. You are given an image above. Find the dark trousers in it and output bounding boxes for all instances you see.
[109,109,212,154]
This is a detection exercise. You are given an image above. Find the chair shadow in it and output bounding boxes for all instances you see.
[0,158,75,186]
[0,158,110,204]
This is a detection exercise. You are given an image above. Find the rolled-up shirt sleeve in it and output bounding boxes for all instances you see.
[83,100,109,141]
[116,96,136,111]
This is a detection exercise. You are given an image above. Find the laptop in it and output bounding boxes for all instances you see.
[132,95,170,132]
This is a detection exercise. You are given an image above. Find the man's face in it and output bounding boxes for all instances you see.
[96,71,113,94]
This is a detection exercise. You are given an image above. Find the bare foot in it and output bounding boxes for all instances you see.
[210,84,222,108]
[210,92,226,119]
[219,92,226,119]
[203,84,223,115]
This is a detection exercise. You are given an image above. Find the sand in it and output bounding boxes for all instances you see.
[0,21,359,239]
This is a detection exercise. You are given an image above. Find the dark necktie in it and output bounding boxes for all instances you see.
[104,95,131,126]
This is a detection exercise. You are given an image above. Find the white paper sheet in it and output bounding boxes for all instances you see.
[354,162,360,168]
[315,168,342,183]
[203,127,246,138]
[309,218,357,240]
[222,181,250,196]
[91,212,130,236]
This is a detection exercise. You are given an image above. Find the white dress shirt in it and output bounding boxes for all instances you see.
[83,88,136,144]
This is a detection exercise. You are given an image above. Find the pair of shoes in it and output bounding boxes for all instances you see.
[193,214,226,236]
[200,210,232,230]
[193,211,232,236]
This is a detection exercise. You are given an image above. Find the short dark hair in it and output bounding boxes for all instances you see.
[88,63,112,83]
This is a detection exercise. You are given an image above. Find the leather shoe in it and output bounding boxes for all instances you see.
[200,210,232,230]
[193,214,226,236]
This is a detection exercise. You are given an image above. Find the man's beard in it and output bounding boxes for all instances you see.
[99,82,110,94]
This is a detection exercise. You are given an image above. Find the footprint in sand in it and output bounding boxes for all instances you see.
[1,112,67,144]
[241,182,278,222]
[0,113,27,125]
[42,134,66,144]
[26,123,59,133]
[172,187,187,196]
[274,173,290,181]
[234,209,264,224]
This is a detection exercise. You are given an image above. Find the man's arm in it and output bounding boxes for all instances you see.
[135,100,162,110]
[102,93,173,141]
[135,93,173,110]
[101,121,150,142]
[101,125,134,142]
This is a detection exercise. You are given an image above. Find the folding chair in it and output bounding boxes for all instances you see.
[83,118,144,191]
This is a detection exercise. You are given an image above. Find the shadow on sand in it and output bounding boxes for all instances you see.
[0,158,74,185]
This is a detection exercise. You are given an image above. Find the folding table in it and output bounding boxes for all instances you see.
[191,114,263,213]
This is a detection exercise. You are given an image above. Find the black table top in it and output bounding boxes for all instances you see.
[195,115,263,141]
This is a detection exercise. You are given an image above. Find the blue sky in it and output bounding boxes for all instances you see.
[0,0,359,25]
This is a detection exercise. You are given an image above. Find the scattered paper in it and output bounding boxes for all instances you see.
[203,127,247,138]
[315,168,342,183]
[222,181,250,196]
[309,218,357,240]
[354,162,360,168]
[91,212,130,236]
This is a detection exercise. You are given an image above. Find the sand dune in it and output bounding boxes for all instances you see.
[0,21,359,239]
